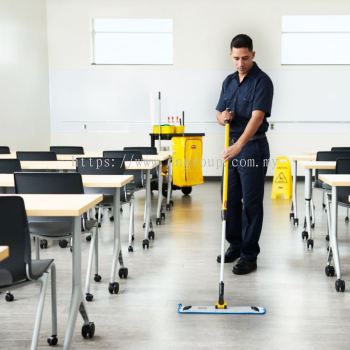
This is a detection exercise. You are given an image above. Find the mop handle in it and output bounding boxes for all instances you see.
[222,121,230,211]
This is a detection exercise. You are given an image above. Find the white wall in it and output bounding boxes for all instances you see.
[0,0,50,150]
[47,0,350,176]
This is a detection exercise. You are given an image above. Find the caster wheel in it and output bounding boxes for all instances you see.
[110,216,114,222]
[108,282,119,294]
[307,239,314,249]
[325,265,335,277]
[148,231,155,240]
[120,207,123,213]
[181,186,192,195]
[311,223,315,229]
[327,246,330,252]
[128,245,133,252]
[40,239,48,249]
[335,279,345,292]
[149,221,153,229]
[132,235,135,242]
[142,239,149,249]
[289,212,294,220]
[47,335,58,346]
[156,218,161,225]
[142,223,146,229]
[5,292,14,302]
[119,267,128,279]
[161,212,165,220]
[82,322,95,339]
[346,216,349,223]
[322,203,326,209]
[293,218,299,226]
[98,223,101,228]
[166,204,171,211]
[86,235,92,242]
[85,293,93,302]
[325,234,329,241]
[301,231,308,240]
[170,200,174,207]
[94,274,101,282]
[59,240,68,248]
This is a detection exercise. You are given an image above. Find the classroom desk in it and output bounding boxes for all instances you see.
[318,174,350,292]
[0,246,9,262]
[299,161,335,248]
[20,160,75,171]
[288,154,316,226]
[82,174,133,293]
[125,161,159,248]
[0,193,102,349]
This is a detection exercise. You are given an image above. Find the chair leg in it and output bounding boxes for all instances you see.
[30,272,49,350]
[94,226,100,279]
[49,264,58,341]
[128,196,135,250]
[35,236,40,260]
[84,229,96,300]
[326,194,332,242]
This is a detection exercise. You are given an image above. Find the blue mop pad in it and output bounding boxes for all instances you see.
[178,304,266,315]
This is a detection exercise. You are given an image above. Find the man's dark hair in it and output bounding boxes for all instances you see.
[230,34,253,51]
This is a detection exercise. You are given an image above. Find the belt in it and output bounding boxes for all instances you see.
[231,133,266,143]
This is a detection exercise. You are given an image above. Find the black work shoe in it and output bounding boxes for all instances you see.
[232,258,257,275]
[217,247,240,263]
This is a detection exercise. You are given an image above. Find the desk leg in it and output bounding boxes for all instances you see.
[166,157,173,211]
[64,217,94,350]
[143,170,154,248]
[290,160,299,225]
[302,169,313,249]
[328,186,345,292]
[156,162,164,225]
[108,188,126,294]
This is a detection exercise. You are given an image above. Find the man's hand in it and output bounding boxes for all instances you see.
[223,142,243,161]
[216,109,233,126]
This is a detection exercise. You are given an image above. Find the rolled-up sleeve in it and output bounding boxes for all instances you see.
[252,76,273,118]
[216,82,226,112]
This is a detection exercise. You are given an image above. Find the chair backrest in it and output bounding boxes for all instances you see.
[16,151,57,161]
[76,157,125,175]
[0,146,10,154]
[103,150,143,161]
[315,151,350,181]
[335,158,350,204]
[102,151,143,187]
[0,196,31,286]
[14,172,84,194]
[50,146,84,155]
[0,159,22,174]
[331,147,350,152]
[123,146,157,155]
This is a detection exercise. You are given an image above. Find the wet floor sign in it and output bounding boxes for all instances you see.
[271,156,292,199]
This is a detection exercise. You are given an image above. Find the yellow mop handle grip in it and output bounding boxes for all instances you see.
[222,122,230,211]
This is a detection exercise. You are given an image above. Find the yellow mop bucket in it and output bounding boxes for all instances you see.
[271,156,292,199]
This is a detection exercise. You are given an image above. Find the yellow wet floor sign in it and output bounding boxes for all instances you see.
[271,156,292,199]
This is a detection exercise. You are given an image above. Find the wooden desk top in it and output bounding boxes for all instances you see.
[0,246,9,262]
[0,194,102,216]
[82,175,134,188]
[0,174,133,188]
[319,175,350,187]
[21,160,75,170]
[289,154,316,161]
[300,161,336,170]
[125,160,159,170]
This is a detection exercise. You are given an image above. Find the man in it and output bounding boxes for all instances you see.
[216,34,273,275]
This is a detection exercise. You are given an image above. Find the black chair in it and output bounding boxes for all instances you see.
[14,172,99,302]
[0,196,58,347]
[331,147,350,152]
[50,146,84,155]
[0,146,10,154]
[16,152,57,161]
[0,159,21,194]
[0,159,21,174]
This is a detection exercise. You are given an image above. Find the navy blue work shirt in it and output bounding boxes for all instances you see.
[216,62,273,138]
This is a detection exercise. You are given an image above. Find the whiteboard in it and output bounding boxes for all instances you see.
[281,16,350,64]
[91,19,173,65]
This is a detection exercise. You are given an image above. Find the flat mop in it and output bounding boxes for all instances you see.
[178,121,266,315]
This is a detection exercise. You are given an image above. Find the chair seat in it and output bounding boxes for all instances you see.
[29,221,72,238]
[84,219,97,231]
[31,259,54,279]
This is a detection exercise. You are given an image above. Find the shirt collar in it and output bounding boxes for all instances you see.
[233,62,260,80]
